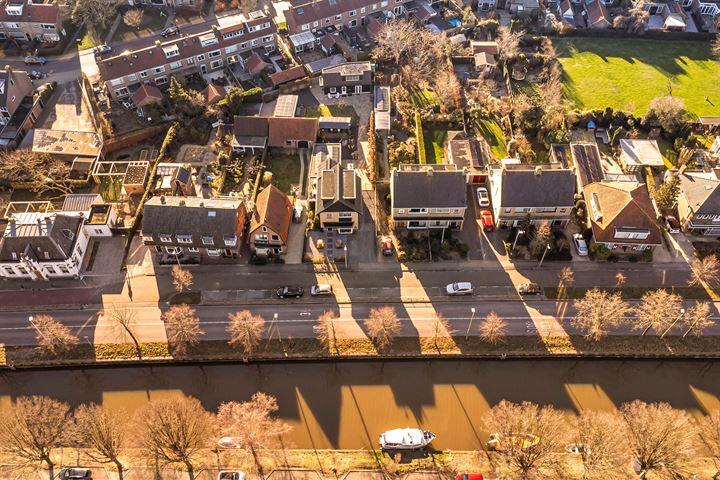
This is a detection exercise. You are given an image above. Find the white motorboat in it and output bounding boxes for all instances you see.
[379,428,436,450]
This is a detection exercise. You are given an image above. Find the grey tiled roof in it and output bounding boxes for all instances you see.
[498,168,576,208]
[0,213,83,262]
[392,170,466,209]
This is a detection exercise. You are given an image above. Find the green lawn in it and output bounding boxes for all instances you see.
[424,130,447,164]
[409,88,439,109]
[555,38,720,116]
[265,152,301,195]
[305,104,359,122]
[475,119,507,159]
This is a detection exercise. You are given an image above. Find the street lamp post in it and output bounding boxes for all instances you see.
[465,307,476,341]
[512,229,525,251]
[537,244,552,269]
[661,307,686,338]
[344,245,348,268]
[28,315,50,344]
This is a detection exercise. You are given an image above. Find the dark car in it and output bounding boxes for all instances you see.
[518,283,542,296]
[28,70,43,79]
[23,55,46,65]
[276,286,304,298]
[58,468,92,480]
[94,44,112,56]
[160,24,180,37]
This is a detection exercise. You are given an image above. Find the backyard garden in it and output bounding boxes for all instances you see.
[555,37,720,116]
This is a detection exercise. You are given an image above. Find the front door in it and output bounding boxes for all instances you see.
[355,85,362,94]
[200,64,207,74]
[341,86,347,95]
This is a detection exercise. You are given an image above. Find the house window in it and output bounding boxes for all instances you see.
[177,235,193,244]
[109,78,124,86]
[46,265,56,274]
[208,50,221,58]
[170,61,183,69]
[256,234,268,241]
[127,73,138,81]
[313,21,319,27]
[94,228,104,235]
[251,39,258,46]
[152,66,165,74]
[200,35,219,47]
[381,0,388,6]
[159,234,172,243]
[202,235,214,245]
[349,19,357,27]
[187,57,194,65]
[302,23,310,30]
[41,23,55,30]
[210,59,223,69]
[240,41,248,49]
[349,9,357,15]
[271,234,280,241]
[535,207,557,213]
[59,265,70,274]
[17,266,28,274]
[3,267,15,275]
[339,212,353,218]
[373,3,378,9]
[139,71,148,78]
[335,14,342,20]
[206,249,222,256]
[325,18,331,24]
[197,54,206,61]
[263,35,273,43]
[155,76,168,85]
[163,45,180,58]
[225,44,238,54]
[330,87,337,93]
[345,75,359,81]
[116,87,130,96]
[516,207,532,213]
[361,6,366,12]
[224,236,237,247]
[408,208,428,214]
[142,234,153,242]
[187,247,199,253]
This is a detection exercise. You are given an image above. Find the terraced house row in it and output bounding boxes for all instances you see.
[97,11,277,100]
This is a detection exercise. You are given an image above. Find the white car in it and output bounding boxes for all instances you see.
[446,282,474,296]
[476,187,490,207]
[218,472,245,480]
[310,284,333,296]
[572,234,588,256]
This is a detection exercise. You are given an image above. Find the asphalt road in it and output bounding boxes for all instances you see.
[2,299,718,346]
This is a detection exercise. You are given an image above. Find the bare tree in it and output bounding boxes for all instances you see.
[621,400,696,479]
[364,306,401,352]
[162,304,204,355]
[479,311,507,345]
[713,34,720,60]
[688,254,720,287]
[217,393,292,478]
[30,314,79,355]
[433,68,462,113]
[313,310,339,354]
[0,396,71,480]
[643,95,688,135]
[430,313,454,350]
[71,0,120,31]
[495,26,524,64]
[0,150,74,197]
[171,265,194,293]
[529,222,552,257]
[122,8,143,28]
[570,410,629,479]
[226,310,265,356]
[73,404,127,479]
[681,301,715,338]
[483,400,568,479]
[135,396,215,480]
[633,290,683,336]
[372,19,416,66]
[105,304,142,359]
[615,272,627,289]
[696,410,720,479]
[558,266,574,288]
[572,289,630,341]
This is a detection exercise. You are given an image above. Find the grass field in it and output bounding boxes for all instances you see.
[475,119,507,159]
[265,152,301,194]
[554,38,720,116]
[424,129,447,164]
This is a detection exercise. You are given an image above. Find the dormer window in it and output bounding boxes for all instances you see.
[163,45,180,58]
[5,2,23,16]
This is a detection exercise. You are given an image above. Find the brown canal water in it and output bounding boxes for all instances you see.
[0,359,718,450]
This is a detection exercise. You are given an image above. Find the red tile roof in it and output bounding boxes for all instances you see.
[0,1,59,24]
[250,184,293,244]
[268,117,318,147]
[246,51,269,76]
[202,83,226,104]
[269,65,307,87]
[131,84,163,107]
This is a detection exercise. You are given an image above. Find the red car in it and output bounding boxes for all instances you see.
[480,210,494,232]
[456,474,483,480]
[381,236,394,256]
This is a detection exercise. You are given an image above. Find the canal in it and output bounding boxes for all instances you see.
[0,359,718,450]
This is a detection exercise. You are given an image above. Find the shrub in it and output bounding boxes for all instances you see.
[642,248,653,262]
[415,112,427,164]
[590,242,611,261]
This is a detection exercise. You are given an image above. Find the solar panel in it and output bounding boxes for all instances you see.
[273,95,299,118]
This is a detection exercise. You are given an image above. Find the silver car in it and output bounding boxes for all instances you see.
[446,282,474,296]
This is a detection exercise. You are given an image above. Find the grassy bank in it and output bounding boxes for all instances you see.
[4,334,720,367]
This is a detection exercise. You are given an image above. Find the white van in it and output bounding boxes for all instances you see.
[310,284,333,296]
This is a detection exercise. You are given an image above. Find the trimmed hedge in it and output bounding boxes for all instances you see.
[415,112,427,164]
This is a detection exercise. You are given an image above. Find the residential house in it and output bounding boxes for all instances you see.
[0,66,34,128]
[154,162,193,195]
[31,129,103,179]
[141,195,247,259]
[97,12,277,100]
[131,83,163,109]
[488,162,576,228]
[471,41,499,76]
[285,0,410,35]
[583,180,662,251]
[509,0,540,14]
[570,142,604,192]
[645,0,688,30]
[619,139,665,173]
[318,116,352,141]
[0,195,115,280]
[269,65,307,89]
[556,0,576,27]
[201,83,227,104]
[583,0,610,28]
[0,0,63,43]
[445,130,489,184]
[308,143,362,233]
[320,61,373,97]
[248,184,293,255]
[688,0,720,32]
[391,165,467,230]
[231,115,318,153]
[676,169,720,235]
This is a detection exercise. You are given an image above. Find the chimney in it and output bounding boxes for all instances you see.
[200,202,205,208]
[37,218,43,235]
[44,216,52,234]
[179,199,186,206]
[155,40,161,47]
[534,166,542,176]
[160,195,166,204]
[426,167,434,176]
[4,64,10,74]
[8,219,16,237]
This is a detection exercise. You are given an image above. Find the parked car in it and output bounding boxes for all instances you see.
[456,474,483,480]
[572,233,588,256]
[94,44,112,56]
[476,186,490,207]
[479,210,494,232]
[310,284,333,296]
[58,468,92,480]
[292,203,303,222]
[277,286,304,298]
[381,236,393,256]
[218,472,246,480]
[517,283,542,296]
[446,282,474,296]
[23,55,46,65]
[664,215,681,233]
[28,70,43,79]
[122,101,136,110]
[160,24,180,37]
